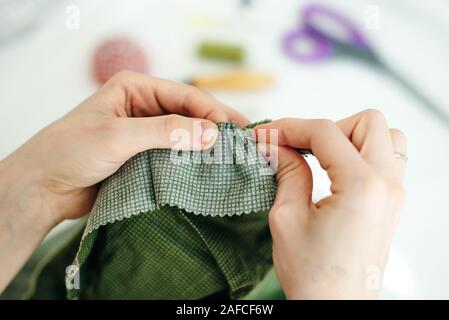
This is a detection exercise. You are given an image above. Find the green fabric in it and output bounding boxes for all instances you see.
[243,269,285,300]
[68,122,277,299]
[2,121,282,300]
[83,122,276,237]
[2,221,284,300]
[65,122,279,299]
[1,219,86,300]
[71,206,273,299]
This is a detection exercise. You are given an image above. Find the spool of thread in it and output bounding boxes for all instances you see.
[188,70,273,90]
[93,37,149,84]
[198,41,244,63]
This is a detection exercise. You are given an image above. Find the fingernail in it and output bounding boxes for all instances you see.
[257,142,271,158]
[201,121,218,148]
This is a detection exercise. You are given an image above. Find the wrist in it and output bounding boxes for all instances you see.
[0,154,60,291]
[0,153,60,235]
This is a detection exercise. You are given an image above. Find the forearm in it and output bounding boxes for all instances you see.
[0,153,58,293]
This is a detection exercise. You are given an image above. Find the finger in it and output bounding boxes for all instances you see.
[258,144,313,251]
[255,118,366,193]
[390,128,407,181]
[155,80,250,125]
[103,71,249,124]
[259,143,313,210]
[336,109,394,174]
[151,77,228,122]
[110,115,218,159]
[220,104,251,127]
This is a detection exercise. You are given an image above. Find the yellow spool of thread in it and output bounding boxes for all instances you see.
[189,70,273,90]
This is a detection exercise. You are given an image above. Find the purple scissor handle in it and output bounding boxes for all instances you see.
[282,3,371,63]
[282,4,449,128]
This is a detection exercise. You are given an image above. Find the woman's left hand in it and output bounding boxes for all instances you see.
[0,71,249,292]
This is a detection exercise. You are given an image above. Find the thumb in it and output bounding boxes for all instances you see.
[113,115,219,158]
[258,144,313,236]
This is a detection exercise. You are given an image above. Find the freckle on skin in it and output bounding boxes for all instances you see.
[330,264,348,277]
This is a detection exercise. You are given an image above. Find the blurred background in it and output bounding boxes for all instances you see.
[0,0,448,299]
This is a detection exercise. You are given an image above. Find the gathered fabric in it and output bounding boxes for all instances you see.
[2,122,279,300]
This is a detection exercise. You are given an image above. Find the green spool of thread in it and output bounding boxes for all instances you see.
[198,41,244,62]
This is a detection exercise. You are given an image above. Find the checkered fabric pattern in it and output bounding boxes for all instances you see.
[83,122,276,238]
[67,122,277,300]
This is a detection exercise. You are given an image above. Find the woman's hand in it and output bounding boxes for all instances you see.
[255,109,406,299]
[0,71,249,292]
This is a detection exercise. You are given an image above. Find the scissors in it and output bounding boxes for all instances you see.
[282,3,449,129]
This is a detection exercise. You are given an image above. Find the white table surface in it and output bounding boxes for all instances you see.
[0,0,448,299]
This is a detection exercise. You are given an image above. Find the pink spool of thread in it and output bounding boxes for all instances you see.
[92,37,149,85]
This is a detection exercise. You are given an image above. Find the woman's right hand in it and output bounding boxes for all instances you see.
[255,109,407,299]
